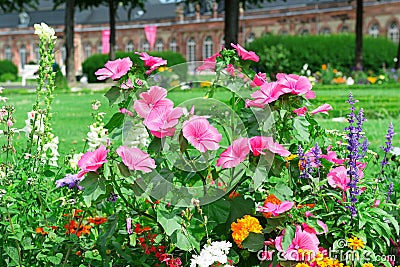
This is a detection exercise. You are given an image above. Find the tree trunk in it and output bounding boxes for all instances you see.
[354,0,363,71]
[224,0,239,49]
[64,0,75,83]
[395,37,400,69]
[109,0,116,60]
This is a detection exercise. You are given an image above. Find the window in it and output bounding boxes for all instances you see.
[279,29,288,35]
[84,43,92,59]
[300,29,309,35]
[203,36,213,59]
[320,27,331,35]
[187,37,196,62]
[388,21,399,43]
[97,42,102,54]
[340,25,349,33]
[246,33,255,45]
[20,44,27,68]
[126,40,134,52]
[5,45,12,61]
[169,38,177,52]
[61,45,66,64]
[155,39,164,52]
[34,44,40,62]
[142,40,150,51]
[220,36,225,50]
[369,23,379,38]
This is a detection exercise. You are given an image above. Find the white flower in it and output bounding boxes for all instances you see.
[190,241,233,267]
[122,120,150,148]
[87,123,109,151]
[391,147,400,156]
[0,96,7,102]
[34,22,56,41]
[69,153,83,170]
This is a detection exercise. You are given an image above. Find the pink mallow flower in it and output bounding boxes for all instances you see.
[293,107,307,116]
[276,225,320,261]
[321,146,345,164]
[95,57,132,80]
[311,104,333,115]
[216,137,250,169]
[134,86,174,119]
[182,116,222,153]
[251,72,267,87]
[231,43,259,62]
[116,146,156,173]
[246,82,283,108]
[197,52,220,71]
[144,105,183,138]
[276,73,315,99]
[249,136,290,157]
[257,201,294,216]
[226,64,236,76]
[327,166,350,191]
[77,145,109,178]
[135,52,167,74]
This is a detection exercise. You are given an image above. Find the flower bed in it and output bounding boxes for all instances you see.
[0,23,399,267]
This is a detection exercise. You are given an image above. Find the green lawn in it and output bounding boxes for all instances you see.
[3,84,400,156]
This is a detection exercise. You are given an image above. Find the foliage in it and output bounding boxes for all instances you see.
[247,34,397,76]
[0,72,17,82]
[0,60,18,78]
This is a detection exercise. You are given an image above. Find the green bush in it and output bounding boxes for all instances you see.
[0,60,18,77]
[82,51,187,83]
[0,72,17,82]
[246,34,397,77]
[55,70,69,91]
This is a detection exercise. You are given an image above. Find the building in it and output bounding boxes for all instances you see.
[0,0,400,76]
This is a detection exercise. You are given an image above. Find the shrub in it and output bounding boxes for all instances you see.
[0,72,17,82]
[0,60,18,78]
[82,51,187,83]
[55,70,69,90]
[247,34,397,76]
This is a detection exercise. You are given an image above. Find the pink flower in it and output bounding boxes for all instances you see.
[94,57,132,80]
[231,43,259,62]
[119,108,134,117]
[197,52,220,71]
[116,146,156,173]
[134,86,174,119]
[327,166,350,191]
[135,52,167,74]
[77,145,109,178]
[216,137,250,169]
[144,105,183,138]
[302,221,328,235]
[248,136,290,157]
[226,64,236,76]
[293,107,307,116]
[182,116,222,152]
[246,82,284,108]
[251,72,267,87]
[257,201,294,216]
[321,146,345,164]
[276,73,314,98]
[373,199,381,207]
[277,225,320,261]
[311,104,333,115]
[121,78,134,89]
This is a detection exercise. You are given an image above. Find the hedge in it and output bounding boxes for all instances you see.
[82,51,187,83]
[246,34,397,77]
[0,60,18,79]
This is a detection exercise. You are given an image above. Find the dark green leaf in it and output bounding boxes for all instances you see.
[178,130,188,153]
[242,232,265,252]
[156,208,181,236]
[228,196,255,225]
[148,137,163,154]
[281,225,295,251]
[47,253,63,265]
[293,116,310,142]
[104,86,121,106]
[104,112,125,133]
[80,172,106,207]
[203,198,230,224]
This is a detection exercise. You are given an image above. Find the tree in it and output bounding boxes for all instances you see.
[354,0,363,71]
[0,0,38,12]
[64,0,75,83]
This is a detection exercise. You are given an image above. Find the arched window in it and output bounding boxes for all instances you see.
[203,36,213,59]
[4,45,12,61]
[369,23,379,38]
[142,40,150,51]
[246,33,255,45]
[126,40,134,52]
[388,21,399,43]
[320,27,331,35]
[34,43,40,62]
[97,42,102,54]
[187,37,196,62]
[155,39,164,52]
[340,25,349,33]
[169,38,177,52]
[84,43,92,59]
[20,44,27,68]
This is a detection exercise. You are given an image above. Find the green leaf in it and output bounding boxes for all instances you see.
[97,214,118,249]
[228,196,255,224]
[178,130,188,153]
[203,198,230,224]
[293,116,310,142]
[156,208,181,236]
[104,112,125,133]
[170,229,196,251]
[148,137,163,154]
[47,253,63,265]
[273,183,293,200]
[104,86,121,106]
[5,245,19,265]
[80,172,107,207]
[242,232,265,252]
[281,225,295,251]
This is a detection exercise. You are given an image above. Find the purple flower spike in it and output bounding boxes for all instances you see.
[55,174,83,190]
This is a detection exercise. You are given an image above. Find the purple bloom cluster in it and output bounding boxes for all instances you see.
[344,92,369,217]
[381,122,395,168]
[107,192,118,202]
[55,173,83,190]
[387,182,394,201]
[298,145,312,179]
[311,142,322,167]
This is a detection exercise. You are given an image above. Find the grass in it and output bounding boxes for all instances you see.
[3,84,400,156]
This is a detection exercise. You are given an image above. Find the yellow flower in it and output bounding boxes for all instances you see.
[347,236,365,250]
[295,263,310,267]
[231,215,262,248]
[367,77,377,84]
[362,263,374,267]
[285,154,298,161]
[200,81,212,87]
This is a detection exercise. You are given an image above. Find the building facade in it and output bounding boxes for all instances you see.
[1,0,400,76]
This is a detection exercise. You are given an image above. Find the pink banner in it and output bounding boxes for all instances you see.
[102,30,110,54]
[144,25,157,51]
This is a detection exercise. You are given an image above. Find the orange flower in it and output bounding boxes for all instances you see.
[231,215,262,248]
[73,209,83,218]
[321,64,327,71]
[64,220,78,234]
[87,216,108,225]
[76,251,82,257]
[35,227,48,235]
[263,194,282,218]
[297,203,316,209]
[135,224,152,234]
[77,225,91,237]
[229,191,240,199]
